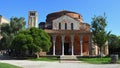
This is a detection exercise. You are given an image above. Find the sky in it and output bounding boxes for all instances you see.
[0,0,120,36]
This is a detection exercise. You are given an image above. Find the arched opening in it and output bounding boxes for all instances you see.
[55,35,61,55]
[64,35,71,55]
[71,23,74,30]
[59,23,61,29]
[65,23,67,30]
[83,35,89,56]
[74,35,80,55]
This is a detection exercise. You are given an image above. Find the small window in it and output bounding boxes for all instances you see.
[59,23,61,29]
[71,23,74,30]
[30,12,35,16]
[65,23,67,30]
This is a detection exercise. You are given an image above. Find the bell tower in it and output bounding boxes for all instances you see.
[28,11,38,28]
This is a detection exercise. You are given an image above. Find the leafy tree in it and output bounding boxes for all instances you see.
[11,27,51,58]
[91,14,110,57]
[0,17,26,50]
[0,24,11,50]
[118,36,120,39]
[108,34,120,54]
[11,33,33,56]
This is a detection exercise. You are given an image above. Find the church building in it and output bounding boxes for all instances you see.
[38,10,108,56]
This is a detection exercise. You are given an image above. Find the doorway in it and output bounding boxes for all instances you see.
[64,43,69,55]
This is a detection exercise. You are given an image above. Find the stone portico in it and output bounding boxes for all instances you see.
[45,30,92,56]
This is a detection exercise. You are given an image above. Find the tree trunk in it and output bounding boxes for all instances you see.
[100,46,103,57]
[36,52,39,58]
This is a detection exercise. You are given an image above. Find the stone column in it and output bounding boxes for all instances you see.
[52,35,56,56]
[80,35,83,56]
[61,35,65,56]
[105,41,109,55]
[89,34,92,55]
[106,45,109,55]
[71,35,74,56]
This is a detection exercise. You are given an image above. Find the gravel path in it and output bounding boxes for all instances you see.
[0,60,120,68]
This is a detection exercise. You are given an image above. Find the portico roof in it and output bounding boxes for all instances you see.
[45,29,92,35]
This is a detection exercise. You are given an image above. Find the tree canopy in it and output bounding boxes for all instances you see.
[91,14,110,56]
[0,17,26,50]
[108,34,120,54]
[11,27,51,57]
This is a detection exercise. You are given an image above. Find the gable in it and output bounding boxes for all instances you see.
[52,15,80,30]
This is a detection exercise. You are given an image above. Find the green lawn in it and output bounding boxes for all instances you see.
[29,56,120,64]
[29,56,59,61]
[78,57,120,64]
[0,63,21,68]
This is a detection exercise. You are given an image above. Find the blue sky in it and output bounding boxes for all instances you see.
[0,0,120,35]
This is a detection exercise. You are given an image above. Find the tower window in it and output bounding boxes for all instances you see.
[65,23,67,30]
[30,13,35,16]
[59,23,61,29]
[71,23,74,30]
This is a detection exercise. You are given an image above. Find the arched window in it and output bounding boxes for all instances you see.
[71,23,73,30]
[59,23,61,29]
[65,23,67,30]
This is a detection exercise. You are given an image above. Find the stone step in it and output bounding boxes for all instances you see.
[60,60,83,63]
[60,55,77,60]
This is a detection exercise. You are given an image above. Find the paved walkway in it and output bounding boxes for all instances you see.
[0,60,120,68]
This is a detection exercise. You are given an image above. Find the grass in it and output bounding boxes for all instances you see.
[119,57,120,63]
[29,56,59,61]
[0,63,21,68]
[78,57,120,64]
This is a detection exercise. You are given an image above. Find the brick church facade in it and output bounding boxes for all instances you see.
[39,10,109,56]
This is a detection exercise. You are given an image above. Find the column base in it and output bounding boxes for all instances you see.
[53,54,55,56]
[80,54,83,56]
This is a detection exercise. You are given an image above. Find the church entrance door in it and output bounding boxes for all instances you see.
[64,43,69,55]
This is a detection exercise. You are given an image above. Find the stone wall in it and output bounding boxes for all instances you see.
[0,16,9,24]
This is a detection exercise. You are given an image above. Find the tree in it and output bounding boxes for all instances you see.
[11,33,33,56]
[91,14,110,57]
[10,17,26,33]
[108,34,120,54]
[0,17,26,50]
[0,23,12,50]
[11,27,51,58]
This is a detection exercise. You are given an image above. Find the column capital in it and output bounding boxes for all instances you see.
[80,34,83,38]
[61,35,65,37]
[61,35,65,41]
[71,35,74,41]
[52,35,56,38]
[52,35,56,42]
[80,35,83,43]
